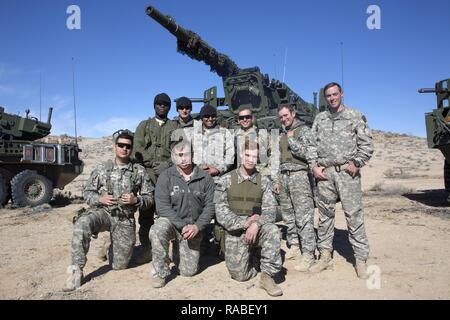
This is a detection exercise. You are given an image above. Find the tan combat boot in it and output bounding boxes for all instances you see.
[309,249,333,273]
[284,245,300,260]
[259,272,283,297]
[294,251,315,272]
[64,265,83,292]
[355,258,369,279]
[135,245,152,264]
[151,275,166,288]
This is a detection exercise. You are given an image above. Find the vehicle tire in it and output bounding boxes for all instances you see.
[11,170,53,207]
[0,175,9,207]
[445,160,450,192]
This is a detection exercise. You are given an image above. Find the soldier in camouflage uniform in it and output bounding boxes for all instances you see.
[64,130,154,291]
[234,106,271,177]
[272,104,316,271]
[308,82,373,279]
[132,93,179,264]
[215,139,282,296]
[149,140,215,288]
[193,104,234,182]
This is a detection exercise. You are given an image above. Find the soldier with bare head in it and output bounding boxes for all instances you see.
[307,82,374,279]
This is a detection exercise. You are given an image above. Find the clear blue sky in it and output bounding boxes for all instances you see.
[1,0,449,137]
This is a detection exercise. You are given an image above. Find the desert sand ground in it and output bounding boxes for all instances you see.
[0,130,449,300]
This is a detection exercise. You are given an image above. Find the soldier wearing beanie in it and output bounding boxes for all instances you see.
[176,96,194,128]
[132,92,180,265]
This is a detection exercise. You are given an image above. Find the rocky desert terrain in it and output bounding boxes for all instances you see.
[0,130,449,300]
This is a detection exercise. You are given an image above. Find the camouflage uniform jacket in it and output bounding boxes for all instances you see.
[132,117,179,169]
[308,105,374,168]
[191,121,235,176]
[271,120,314,184]
[155,165,215,231]
[178,116,194,128]
[215,169,277,231]
[234,125,272,177]
[82,160,154,217]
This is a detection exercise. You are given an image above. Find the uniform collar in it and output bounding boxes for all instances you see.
[236,167,259,184]
[113,160,133,171]
[282,119,302,133]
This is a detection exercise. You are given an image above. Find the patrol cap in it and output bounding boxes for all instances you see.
[154,92,171,107]
[176,96,192,109]
[113,129,134,143]
[199,104,217,118]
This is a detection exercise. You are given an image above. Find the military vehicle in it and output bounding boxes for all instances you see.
[0,106,83,207]
[145,5,319,129]
[419,78,450,201]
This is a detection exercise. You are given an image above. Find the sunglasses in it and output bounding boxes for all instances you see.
[177,106,192,111]
[238,115,253,121]
[202,115,216,119]
[116,143,132,150]
[156,102,170,107]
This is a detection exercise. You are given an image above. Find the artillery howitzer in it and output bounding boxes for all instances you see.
[145,5,318,129]
[0,107,83,207]
[419,78,450,201]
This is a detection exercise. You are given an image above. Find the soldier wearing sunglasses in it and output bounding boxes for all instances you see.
[64,129,154,291]
[176,96,194,128]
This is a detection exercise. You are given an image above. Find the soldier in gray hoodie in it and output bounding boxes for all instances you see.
[149,140,215,288]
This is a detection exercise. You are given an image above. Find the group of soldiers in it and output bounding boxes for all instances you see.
[64,82,374,297]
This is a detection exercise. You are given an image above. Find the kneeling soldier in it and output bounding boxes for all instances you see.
[215,139,283,297]
[150,140,215,288]
[64,129,154,291]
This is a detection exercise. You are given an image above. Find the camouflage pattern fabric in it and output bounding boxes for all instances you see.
[82,161,154,214]
[72,160,154,269]
[316,168,369,260]
[150,217,202,278]
[308,105,373,168]
[71,209,135,270]
[234,126,273,177]
[277,170,316,252]
[215,170,277,229]
[308,105,374,261]
[191,120,235,182]
[274,121,316,253]
[215,169,281,281]
[225,223,281,281]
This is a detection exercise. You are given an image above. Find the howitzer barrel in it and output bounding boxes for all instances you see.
[145,4,240,78]
[146,6,190,42]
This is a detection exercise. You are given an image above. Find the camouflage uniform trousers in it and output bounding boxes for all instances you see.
[138,167,157,247]
[316,167,369,260]
[71,209,136,270]
[225,223,282,282]
[149,217,202,279]
[277,170,316,253]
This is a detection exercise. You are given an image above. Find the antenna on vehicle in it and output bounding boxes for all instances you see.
[282,47,288,82]
[39,72,42,121]
[71,57,78,145]
[340,42,345,91]
[273,53,278,79]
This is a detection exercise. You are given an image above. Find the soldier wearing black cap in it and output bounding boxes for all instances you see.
[176,96,194,128]
[132,92,179,264]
